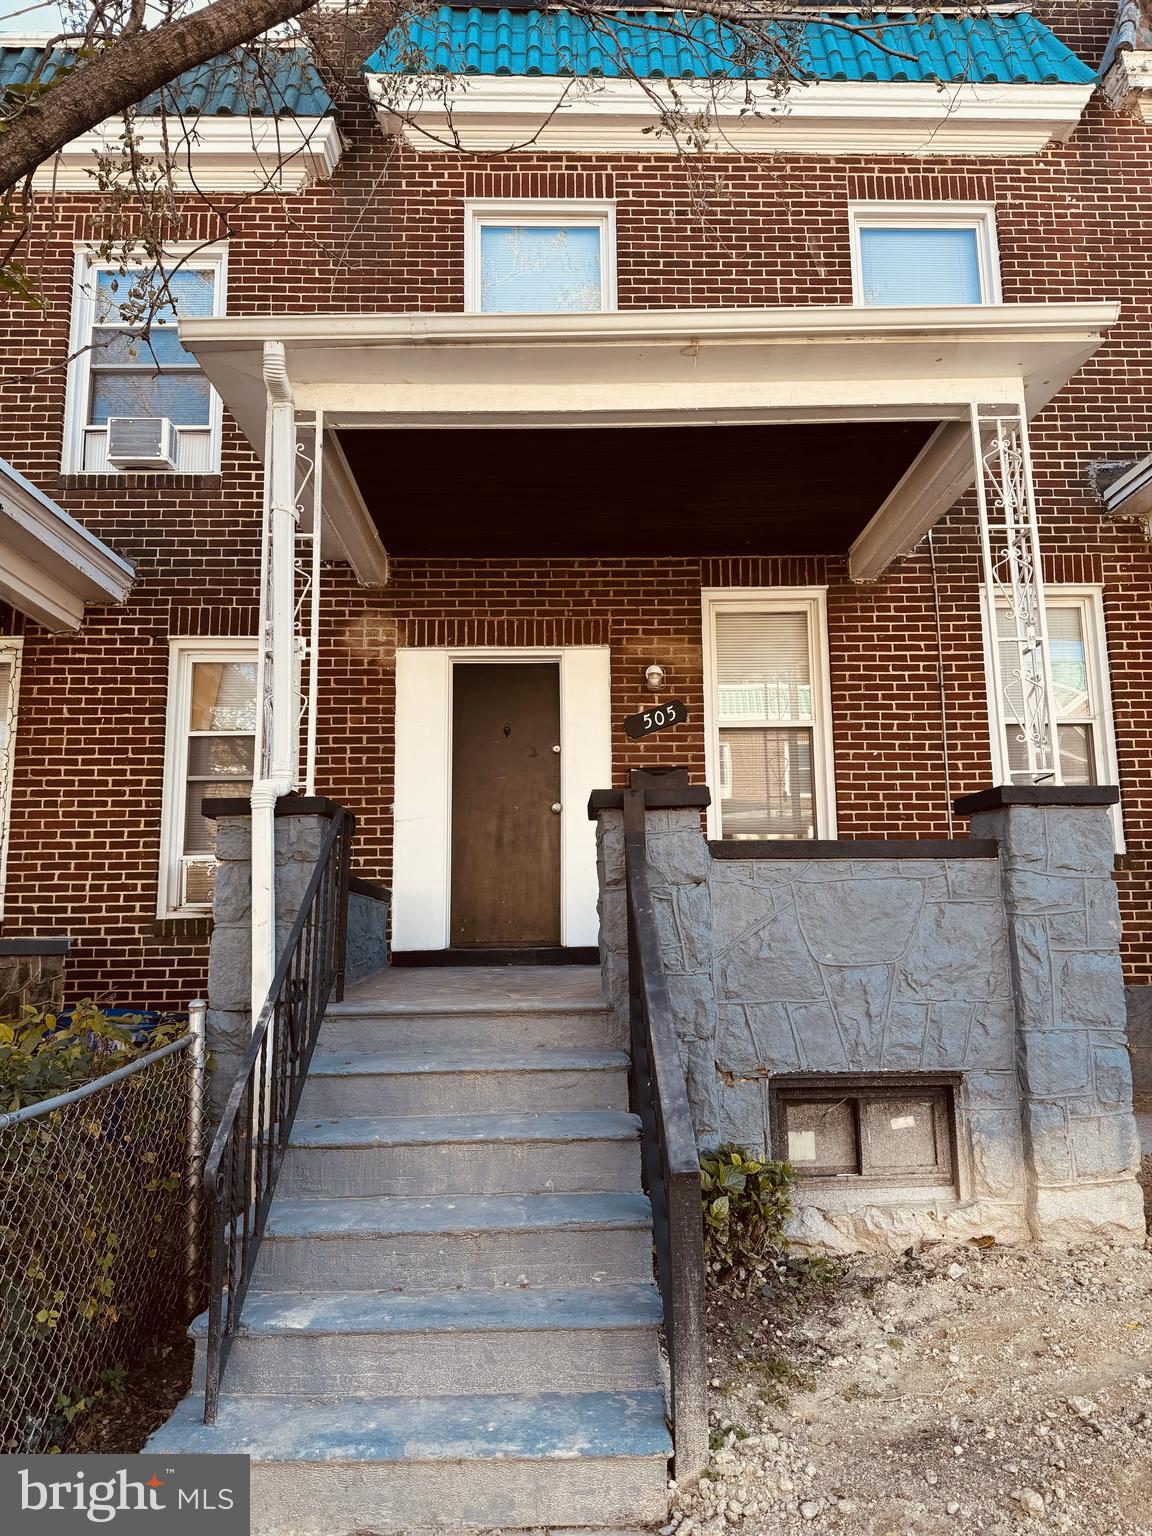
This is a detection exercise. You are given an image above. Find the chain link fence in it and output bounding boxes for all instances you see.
[0,1011,207,1454]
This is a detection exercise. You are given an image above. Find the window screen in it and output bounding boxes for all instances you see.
[858,225,983,306]
[181,660,257,901]
[479,224,604,313]
[714,610,817,839]
[996,602,1097,786]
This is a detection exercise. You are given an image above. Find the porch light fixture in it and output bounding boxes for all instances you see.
[645,664,666,692]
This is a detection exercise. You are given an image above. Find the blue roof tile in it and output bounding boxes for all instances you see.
[367,7,1095,86]
[0,44,332,116]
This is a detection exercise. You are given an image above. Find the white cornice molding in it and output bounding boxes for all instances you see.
[1102,451,1152,535]
[367,75,1094,157]
[0,458,134,630]
[32,115,343,193]
[1101,49,1152,120]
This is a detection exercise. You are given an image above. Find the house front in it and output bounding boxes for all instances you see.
[1,3,1150,1526]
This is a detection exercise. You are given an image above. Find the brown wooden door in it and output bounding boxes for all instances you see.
[451,662,562,947]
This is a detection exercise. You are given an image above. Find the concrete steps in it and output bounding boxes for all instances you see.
[190,1285,664,1396]
[147,966,669,1533]
[297,1047,631,1117]
[280,1110,643,1196]
[147,1390,672,1535]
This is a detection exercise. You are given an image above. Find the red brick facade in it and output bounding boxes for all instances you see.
[5,4,1152,1003]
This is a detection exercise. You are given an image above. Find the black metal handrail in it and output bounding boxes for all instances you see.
[201,805,354,1422]
[621,785,708,1484]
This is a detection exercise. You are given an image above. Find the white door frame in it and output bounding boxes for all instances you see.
[393,645,612,950]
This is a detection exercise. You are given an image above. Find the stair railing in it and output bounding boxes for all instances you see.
[621,784,709,1484]
[201,804,355,1422]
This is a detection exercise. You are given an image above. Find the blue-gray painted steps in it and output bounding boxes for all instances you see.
[147,971,671,1534]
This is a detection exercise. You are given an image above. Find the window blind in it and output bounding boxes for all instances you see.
[479,225,603,313]
[715,610,812,723]
[858,225,982,306]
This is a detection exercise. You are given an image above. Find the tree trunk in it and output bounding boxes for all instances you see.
[0,0,324,192]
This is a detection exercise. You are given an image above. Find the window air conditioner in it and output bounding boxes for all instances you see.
[106,416,177,470]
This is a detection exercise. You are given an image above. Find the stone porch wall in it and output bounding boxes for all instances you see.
[596,786,1144,1250]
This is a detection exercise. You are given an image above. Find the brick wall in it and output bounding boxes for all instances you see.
[6,3,1152,1003]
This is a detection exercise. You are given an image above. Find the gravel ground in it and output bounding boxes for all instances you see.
[668,1235,1152,1536]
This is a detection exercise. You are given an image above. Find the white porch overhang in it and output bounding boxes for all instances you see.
[182,303,1117,582]
[0,455,134,630]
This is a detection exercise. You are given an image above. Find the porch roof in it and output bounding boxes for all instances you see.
[0,455,133,630]
[180,302,1117,580]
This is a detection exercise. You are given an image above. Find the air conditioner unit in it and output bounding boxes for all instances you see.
[106,416,177,470]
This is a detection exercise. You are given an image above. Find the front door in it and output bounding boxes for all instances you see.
[450,662,562,946]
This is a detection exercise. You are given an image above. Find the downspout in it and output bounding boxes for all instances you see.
[251,340,300,1024]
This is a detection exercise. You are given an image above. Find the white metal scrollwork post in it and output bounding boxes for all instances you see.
[970,401,1062,786]
[294,410,324,798]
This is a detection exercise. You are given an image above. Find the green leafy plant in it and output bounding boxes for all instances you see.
[0,1002,187,1111]
[700,1143,838,1298]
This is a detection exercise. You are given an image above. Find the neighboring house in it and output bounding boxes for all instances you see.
[1,3,1151,1525]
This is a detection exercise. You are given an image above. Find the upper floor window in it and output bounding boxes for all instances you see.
[464,201,616,314]
[158,639,257,918]
[850,205,1000,307]
[65,244,227,474]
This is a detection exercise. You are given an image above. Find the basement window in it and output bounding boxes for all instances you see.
[464,200,616,314]
[770,1077,958,1187]
[849,205,1000,306]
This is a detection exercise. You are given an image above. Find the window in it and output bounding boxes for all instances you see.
[984,586,1122,843]
[65,245,227,474]
[159,641,257,917]
[702,590,835,841]
[464,201,616,314]
[850,205,1000,306]
[0,640,22,918]
[770,1077,957,1188]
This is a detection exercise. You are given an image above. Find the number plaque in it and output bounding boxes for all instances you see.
[623,699,688,740]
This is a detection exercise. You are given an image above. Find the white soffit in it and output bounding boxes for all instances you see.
[33,115,343,193]
[0,457,134,630]
[1101,50,1152,120]
[367,75,1095,157]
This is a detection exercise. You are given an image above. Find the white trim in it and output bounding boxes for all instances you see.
[158,637,258,920]
[0,637,23,921]
[463,199,617,314]
[1101,50,1152,121]
[392,645,611,951]
[368,75,1093,157]
[848,202,1002,307]
[981,584,1124,849]
[64,243,228,477]
[701,588,836,843]
[31,116,342,193]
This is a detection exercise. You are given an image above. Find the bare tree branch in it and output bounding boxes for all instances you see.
[0,0,326,192]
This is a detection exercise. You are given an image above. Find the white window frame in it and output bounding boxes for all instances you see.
[981,584,1124,849]
[848,202,1001,307]
[158,637,257,920]
[463,199,617,314]
[0,637,23,920]
[64,242,228,475]
[701,588,836,842]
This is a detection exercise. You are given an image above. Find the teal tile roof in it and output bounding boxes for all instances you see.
[0,44,332,115]
[368,6,1095,86]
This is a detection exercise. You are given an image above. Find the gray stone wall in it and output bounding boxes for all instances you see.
[345,889,390,986]
[205,813,328,1118]
[596,797,1144,1250]
[0,946,67,1017]
[1125,985,1152,1095]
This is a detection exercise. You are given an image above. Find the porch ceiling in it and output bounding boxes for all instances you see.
[336,421,936,557]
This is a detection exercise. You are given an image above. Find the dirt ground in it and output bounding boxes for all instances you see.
[668,1230,1152,1536]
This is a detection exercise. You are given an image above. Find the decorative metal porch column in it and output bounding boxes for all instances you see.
[970,402,1063,786]
[251,342,325,1019]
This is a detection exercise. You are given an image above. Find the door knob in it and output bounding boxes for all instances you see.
[551,802,562,813]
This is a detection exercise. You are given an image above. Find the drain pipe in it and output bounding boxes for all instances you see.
[251,341,300,1025]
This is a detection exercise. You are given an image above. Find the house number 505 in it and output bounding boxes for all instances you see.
[623,699,689,740]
